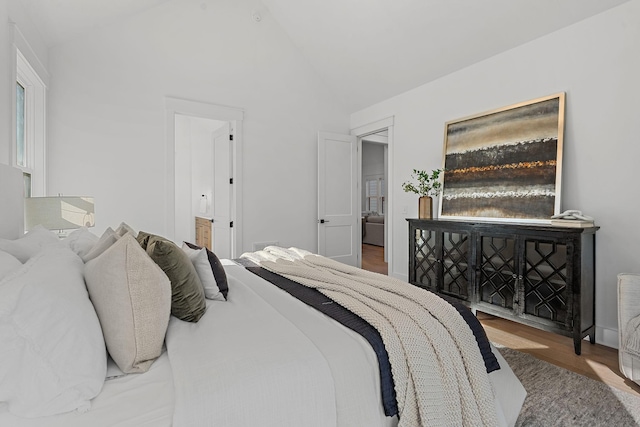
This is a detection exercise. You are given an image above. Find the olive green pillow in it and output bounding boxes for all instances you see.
[146,236,206,322]
[136,231,154,250]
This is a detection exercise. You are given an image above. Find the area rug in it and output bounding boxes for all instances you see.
[497,346,640,426]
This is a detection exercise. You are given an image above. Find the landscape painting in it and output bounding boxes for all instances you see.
[440,93,565,221]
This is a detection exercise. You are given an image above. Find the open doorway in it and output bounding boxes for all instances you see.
[361,132,388,275]
[174,115,232,257]
[165,97,244,258]
[348,116,395,277]
[317,117,394,275]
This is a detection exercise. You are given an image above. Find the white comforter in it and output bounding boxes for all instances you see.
[166,261,395,427]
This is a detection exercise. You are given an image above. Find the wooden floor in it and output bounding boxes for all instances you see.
[361,246,640,398]
[361,244,387,275]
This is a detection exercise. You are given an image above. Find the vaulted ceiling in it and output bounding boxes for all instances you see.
[21,0,630,111]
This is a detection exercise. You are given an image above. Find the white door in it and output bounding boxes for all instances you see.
[212,123,232,259]
[317,131,359,266]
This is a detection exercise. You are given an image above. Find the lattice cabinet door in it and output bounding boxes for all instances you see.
[411,227,438,292]
[477,234,519,312]
[522,238,571,327]
[441,230,471,300]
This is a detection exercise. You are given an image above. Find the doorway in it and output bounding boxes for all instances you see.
[316,117,394,275]
[165,97,244,258]
[352,116,394,276]
[360,132,388,275]
[174,115,232,257]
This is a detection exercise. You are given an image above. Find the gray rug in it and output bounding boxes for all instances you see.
[497,346,640,426]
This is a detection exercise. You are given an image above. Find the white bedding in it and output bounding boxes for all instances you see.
[166,264,338,427]
[0,353,174,426]
[0,260,525,427]
[220,262,394,427]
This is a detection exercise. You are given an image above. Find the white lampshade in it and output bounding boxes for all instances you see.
[24,196,95,231]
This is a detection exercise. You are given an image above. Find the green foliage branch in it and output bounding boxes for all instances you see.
[401,168,443,197]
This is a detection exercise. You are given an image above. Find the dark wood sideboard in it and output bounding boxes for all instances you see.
[407,218,598,354]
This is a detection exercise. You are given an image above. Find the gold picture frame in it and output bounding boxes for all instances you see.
[439,93,565,222]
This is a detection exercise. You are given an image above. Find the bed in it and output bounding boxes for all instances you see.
[0,163,526,426]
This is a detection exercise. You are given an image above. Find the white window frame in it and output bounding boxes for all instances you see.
[12,25,48,197]
[365,175,385,214]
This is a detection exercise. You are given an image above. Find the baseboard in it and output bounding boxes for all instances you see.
[597,325,619,349]
[392,272,408,282]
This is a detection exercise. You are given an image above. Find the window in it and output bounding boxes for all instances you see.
[366,177,385,214]
[366,179,379,213]
[15,48,46,197]
[16,82,26,167]
[16,81,32,196]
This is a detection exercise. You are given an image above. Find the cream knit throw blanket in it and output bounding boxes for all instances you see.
[624,315,640,358]
[241,247,498,427]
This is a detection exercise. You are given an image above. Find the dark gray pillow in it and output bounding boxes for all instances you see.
[147,237,206,322]
[184,242,229,299]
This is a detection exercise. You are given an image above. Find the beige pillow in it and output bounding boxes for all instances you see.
[84,234,171,373]
[82,227,118,262]
[114,222,137,238]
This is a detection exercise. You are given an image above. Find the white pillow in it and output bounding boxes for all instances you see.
[63,227,99,259]
[0,225,62,263]
[85,234,171,374]
[114,222,137,238]
[0,251,22,280]
[81,227,118,262]
[182,243,225,301]
[0,247,106,417]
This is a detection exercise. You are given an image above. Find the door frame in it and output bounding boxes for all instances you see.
[210,122,233,258]
[165,97,244,257]
[351,116,395,277]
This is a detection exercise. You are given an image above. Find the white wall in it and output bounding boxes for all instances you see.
[46,0,350,253]
[0,1,9,165]
[7,1,48,75]
[351,0,640,348]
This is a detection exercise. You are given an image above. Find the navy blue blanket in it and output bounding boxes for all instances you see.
[237,260,499,417]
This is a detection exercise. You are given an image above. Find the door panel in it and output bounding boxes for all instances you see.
[523,239,569,323]
[413,227,438,290]
[318,131,358,266]
[478,235,518,311]
[442,231,470,299]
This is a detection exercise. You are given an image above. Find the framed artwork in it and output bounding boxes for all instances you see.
[439,93,565,222]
